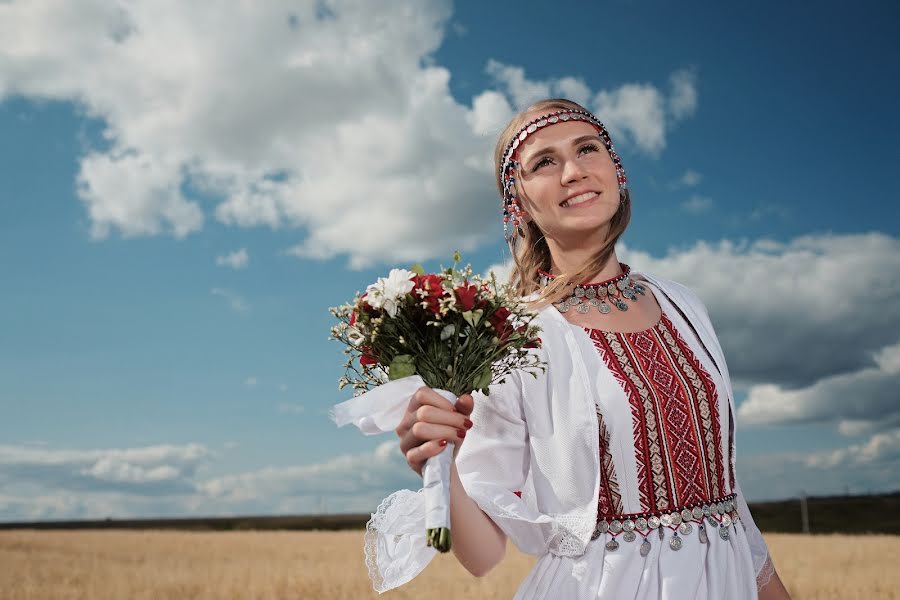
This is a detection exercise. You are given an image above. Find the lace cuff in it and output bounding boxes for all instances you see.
[756,552,776,593]
[364,488,437,594]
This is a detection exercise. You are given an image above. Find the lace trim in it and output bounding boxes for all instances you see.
[756,553,776,592]
[548,514,592,556]
[364,489,415,593]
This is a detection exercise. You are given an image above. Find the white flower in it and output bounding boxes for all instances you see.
[346,327,365,346]
[365,268,415,317]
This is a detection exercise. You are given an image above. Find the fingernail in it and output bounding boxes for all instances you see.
[439,439,448,446]
[463,419,473,429]
[457,429,466,438]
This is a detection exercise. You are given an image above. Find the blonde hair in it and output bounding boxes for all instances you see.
[493,98,632,307]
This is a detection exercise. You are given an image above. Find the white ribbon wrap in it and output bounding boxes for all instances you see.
[330,375,459,587]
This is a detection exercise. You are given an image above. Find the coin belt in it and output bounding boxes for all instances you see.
[591,493,743,555]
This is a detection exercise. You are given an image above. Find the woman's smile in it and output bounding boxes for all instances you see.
[561,191,601,208]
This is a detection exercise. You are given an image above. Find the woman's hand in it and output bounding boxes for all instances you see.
[395,386,475,477]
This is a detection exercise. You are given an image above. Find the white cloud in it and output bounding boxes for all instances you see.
[0,443,210,496]
[277,402,305,414]
[484,61,698,156]
[668,169,702,189]
[487,233,900,433]
[0,440,419,520]
[77,150,203,240]
[216,247,248,269]
[738,340,900,433]
[1,427,896,521]
[198,441,417,513]
[668,67,699,120]
[619,232,900,396]
[681,194,713,214]
[737,427,900,501]
[485,260,513,284]
[0,1,700,267]
[211,287,249,313]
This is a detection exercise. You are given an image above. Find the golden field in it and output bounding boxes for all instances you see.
[0,530,897,599]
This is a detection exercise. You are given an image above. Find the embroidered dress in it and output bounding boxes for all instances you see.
[513,310,762,599]
[362,272,775,599]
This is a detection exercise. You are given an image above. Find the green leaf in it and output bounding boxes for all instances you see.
[388,354,417,380]
[410,263,425,276]
[473,365,492,390]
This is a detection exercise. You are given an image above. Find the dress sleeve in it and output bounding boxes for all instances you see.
[454,367,559,556]
[733,475,776,592]
[362,368,553,593]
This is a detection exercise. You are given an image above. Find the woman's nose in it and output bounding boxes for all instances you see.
[560,159,588,184]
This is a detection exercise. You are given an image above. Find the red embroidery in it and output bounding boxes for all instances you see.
[587,312,727,512]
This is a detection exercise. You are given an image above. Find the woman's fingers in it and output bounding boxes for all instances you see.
[406,438,450,477]
[455,393,475,417]
[407,386,457,414]
[411,421,467,444]
[396,386,476,476]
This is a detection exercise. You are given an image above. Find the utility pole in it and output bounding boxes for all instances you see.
[799,491,810,534]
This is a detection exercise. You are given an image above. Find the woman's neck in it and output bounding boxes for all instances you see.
[546,231,622,283]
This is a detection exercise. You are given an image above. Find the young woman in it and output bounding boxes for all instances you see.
[378,98,792,599]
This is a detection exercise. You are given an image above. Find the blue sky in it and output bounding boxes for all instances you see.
[1,0,898,520]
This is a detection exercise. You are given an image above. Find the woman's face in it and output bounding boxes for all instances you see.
[514,117,620,243]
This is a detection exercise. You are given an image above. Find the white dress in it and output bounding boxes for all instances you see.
[363,272,775,599]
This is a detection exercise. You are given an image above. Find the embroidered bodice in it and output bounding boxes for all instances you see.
[585,310,735,518]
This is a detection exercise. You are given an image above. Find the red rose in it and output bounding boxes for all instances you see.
[413,274,446,315]
[454,283,478,311]
[489,306,513,342]
[359,346,378,366]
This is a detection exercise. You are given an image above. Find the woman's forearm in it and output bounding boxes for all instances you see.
[758,568,792,600]
[448,458,507,576]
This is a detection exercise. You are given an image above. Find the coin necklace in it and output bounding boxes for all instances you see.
[538,262,646,315]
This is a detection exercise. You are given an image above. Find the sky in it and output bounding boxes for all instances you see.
[1,0,898,521]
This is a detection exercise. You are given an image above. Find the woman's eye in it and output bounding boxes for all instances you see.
[579,143,600,155]
[532,157,553,171]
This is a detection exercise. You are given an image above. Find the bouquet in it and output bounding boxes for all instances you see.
[329,253,544,553]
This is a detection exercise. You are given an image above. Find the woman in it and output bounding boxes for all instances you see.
[376,98,792,599]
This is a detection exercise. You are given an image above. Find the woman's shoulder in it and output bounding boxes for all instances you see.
[631,269,709,314]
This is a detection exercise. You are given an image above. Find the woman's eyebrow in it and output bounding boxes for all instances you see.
[521,134,603,166]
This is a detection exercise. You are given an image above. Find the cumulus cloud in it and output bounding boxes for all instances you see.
[216,248,249,269]
[210,287,249,313]
[620,232,900,393]
[198,441,415,513]
[681,194,713,214]
[737,427,900,501]
[0,1,698,267]
[487,231,900,433]
[668,169,702,189]
[0,443,210,496]
[483,60,698,156]
[738,340,900,434]
[0,440,418,520]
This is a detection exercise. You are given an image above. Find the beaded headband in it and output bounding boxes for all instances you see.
[499,108,629,242]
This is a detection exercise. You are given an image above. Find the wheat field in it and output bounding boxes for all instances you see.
[0,530,896,599]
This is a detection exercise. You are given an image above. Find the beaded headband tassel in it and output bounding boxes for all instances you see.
[499,108,629,242]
